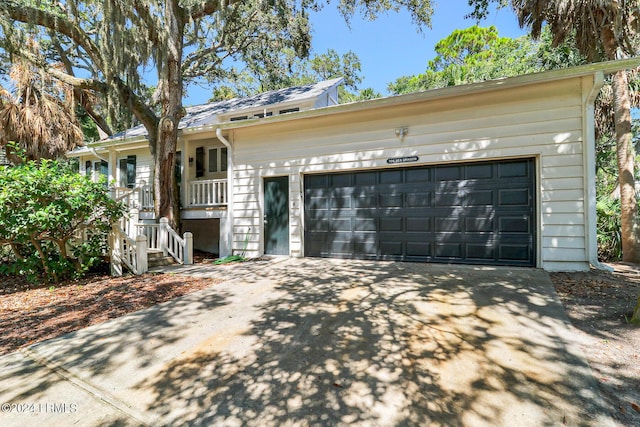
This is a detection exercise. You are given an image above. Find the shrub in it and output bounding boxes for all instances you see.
[0,158,125,282]
[596,195,622,262]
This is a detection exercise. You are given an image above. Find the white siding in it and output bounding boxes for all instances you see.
[229,77,593,271]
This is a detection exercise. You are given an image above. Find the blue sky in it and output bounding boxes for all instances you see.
[307,2,527,94]
[184,2,528,104]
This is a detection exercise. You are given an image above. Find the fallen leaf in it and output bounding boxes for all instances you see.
[631,402,640,413]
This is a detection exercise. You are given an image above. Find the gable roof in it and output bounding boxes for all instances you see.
[107,77,344,141]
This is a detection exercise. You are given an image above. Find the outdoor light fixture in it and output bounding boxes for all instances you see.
[188,156,194,165]
[395,127,408,138]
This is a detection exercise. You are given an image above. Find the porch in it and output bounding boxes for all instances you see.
[113,178,228,213]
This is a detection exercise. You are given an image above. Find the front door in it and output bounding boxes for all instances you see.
[264,176,289,255]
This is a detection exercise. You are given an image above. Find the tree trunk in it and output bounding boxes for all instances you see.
[153,0,184,231]
[602,27,639,263]
[612,70,639,263]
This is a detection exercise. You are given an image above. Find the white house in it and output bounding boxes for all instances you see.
[69,59,639,272]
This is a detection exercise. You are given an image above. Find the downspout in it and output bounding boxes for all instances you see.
[90,147,109,163]
[216,128,233,257]
[583,71,613,271]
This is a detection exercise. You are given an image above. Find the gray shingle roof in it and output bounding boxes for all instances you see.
[108,77,344,141]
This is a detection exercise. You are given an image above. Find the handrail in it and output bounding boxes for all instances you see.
[134,218,193,266]
[110,224,147,275]
[136,223,160,250]
[166,225,186,263]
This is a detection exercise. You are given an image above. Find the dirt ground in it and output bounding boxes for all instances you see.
[550,263,640,427]
[1,258,639,425]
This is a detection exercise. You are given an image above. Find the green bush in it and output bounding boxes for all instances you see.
[596,195,623,261]
[0,158,125,282]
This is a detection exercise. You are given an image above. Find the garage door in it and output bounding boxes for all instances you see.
[304,158,535,266]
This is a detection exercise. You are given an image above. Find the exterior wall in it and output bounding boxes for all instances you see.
[182,218,220,254]
[229,76,594,271]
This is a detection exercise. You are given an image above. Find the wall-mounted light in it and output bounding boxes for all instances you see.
[188,156,194,165]
[395,127,408,138]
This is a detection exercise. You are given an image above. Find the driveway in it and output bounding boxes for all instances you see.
[0,258,613,426]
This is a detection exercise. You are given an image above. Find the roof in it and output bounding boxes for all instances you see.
[69,57,640,156]
[196,57,639,133]
[106,77,344,141]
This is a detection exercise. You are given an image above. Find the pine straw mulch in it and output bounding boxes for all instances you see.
[0,264,220,356]
[550,262,640,427]
[1,257,639,425]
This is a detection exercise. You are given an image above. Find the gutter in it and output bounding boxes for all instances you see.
[583,71,614,272]
[216,128,233,257]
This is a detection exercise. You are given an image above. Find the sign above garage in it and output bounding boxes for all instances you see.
[386,156,419,165]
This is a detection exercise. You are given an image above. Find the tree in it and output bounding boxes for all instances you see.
[0,0,433,231]
[468,0,640,264]
[0,57,83,162]
[208,47,381,103]
[388,25,539,94]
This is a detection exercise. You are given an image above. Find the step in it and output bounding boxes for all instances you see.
[147,251,177,268]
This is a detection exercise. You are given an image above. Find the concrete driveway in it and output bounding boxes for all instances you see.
[0,258,613,426]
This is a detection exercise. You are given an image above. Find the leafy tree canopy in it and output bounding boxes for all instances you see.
[387,25,539,94]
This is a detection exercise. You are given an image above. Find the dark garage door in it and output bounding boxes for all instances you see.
[304,158,535,266]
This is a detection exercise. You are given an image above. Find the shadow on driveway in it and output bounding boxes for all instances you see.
[0,259,612,426]
[141,259,611,426]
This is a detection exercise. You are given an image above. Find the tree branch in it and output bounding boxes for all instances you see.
[0,1,103,69]
[188,0,240,21]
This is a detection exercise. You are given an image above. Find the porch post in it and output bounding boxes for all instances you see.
[183,232,193,265]
[108,149,116,186]
[135,234,148,274]
[159,217,169,256]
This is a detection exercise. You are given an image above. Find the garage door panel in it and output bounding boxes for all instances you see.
[405,192,432,207]
[380,241,403,256]
[467,190,494,206]
[304,158,535,266]
[435,242,462,258]
[355,218,377,232]
[379,194,404,208]
[466,163,493,179]
[499,216,531,233]
[380,217,403,232]
[499,188,530,206]
[466,243,496,260]
[380,170,403,184]
[406,168,432,182]
[433,191,464,207]
[435,217,463,233]
[407,217,432,232]
[466,217,495,232]
[499,161,529,178]
[499,244,531,261]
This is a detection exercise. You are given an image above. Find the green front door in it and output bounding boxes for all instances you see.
[264,176,289,255]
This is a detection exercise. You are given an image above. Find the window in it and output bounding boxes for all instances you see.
[85,161,92,178]
[254,112,273,118]
[220,147,228,171]
[175,151,182,184]
[208,148,218,172]
[230,116,248,122]
[118,155,136,188]
[95,160,108,177]
[94,160,108,185]
[279,107,299,114]
[195,147,204,178]
[208,147,228,173]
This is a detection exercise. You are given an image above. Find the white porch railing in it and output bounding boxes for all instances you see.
[111,215,193,276]
[110,225,148,276]
[188,179,227,207]
[112,181,154,211]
